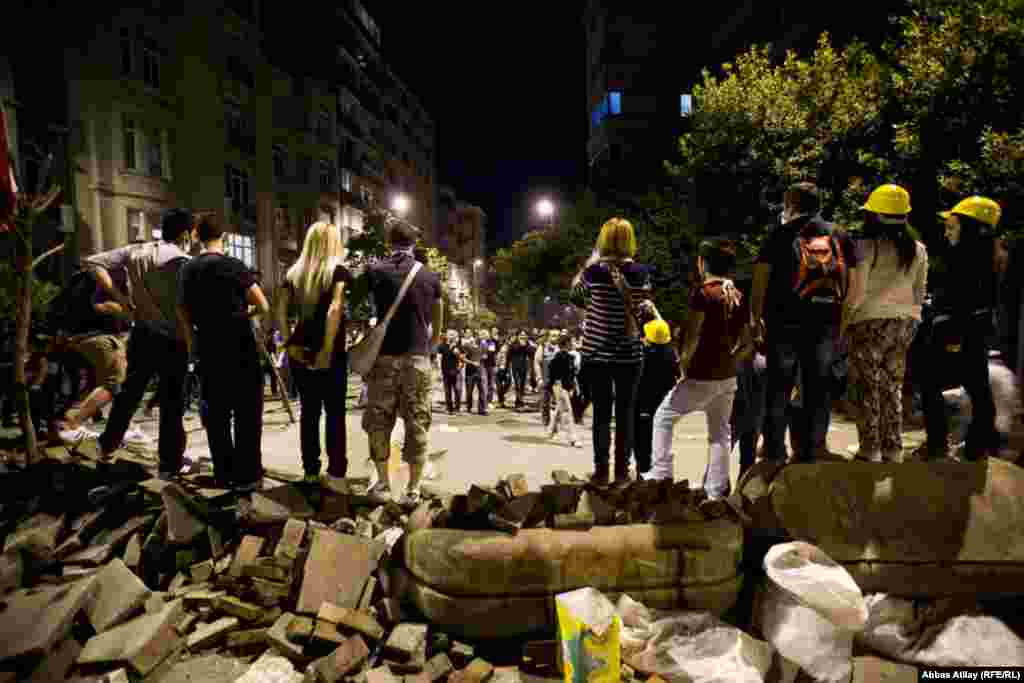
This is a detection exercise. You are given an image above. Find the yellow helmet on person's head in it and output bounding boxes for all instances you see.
[644,319,671,345]
[862,184,911,216]
[939,196,1002,227]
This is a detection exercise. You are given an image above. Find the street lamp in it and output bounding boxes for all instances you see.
[473,258,483,314]
[391,193,410,216]
[536,198,555,228]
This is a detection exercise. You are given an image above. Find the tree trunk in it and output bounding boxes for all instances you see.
[13,232,38,466]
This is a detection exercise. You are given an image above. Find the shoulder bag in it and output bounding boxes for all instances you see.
[606,262,640,339]
[349,262,422,377]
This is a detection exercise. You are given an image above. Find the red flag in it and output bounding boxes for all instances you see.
[0,104,18,233]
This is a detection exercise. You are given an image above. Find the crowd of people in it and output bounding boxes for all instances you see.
[1,181,1015,507]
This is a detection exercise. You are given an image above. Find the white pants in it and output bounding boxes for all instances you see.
[549,385,577,442]
[650,377,737,497]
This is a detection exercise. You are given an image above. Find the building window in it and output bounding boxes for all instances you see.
[141,37,160,89]
[297,155,312,185]
[146,127,164,177]
[123,115,137,170]
[127,208,145,241]
[272,145,287,181]
[317,108,331,142]
[120,28,134,76]
[340,168,353,192]
[609,91,622,115]
[680,93,693,116]
[319,159,333,191]
[225,165,250,206]
[225,233,256,269]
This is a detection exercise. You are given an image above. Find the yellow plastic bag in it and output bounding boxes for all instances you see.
[555,587,621,683]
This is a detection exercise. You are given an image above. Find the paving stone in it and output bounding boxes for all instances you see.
[297,530,380,614]
[161,485,207,543]
[424,653,453,682]
[236,651,304,683]
[245,556,293,582]
[851,656,918,682]
[84,558,151,633]
[26,637,81,683]
[267,613,306,662]
[318,603,386,640]
[168,572,189,593]
[122,532,142,569]
[257,606,285,627]
[575,491,616,525]
[216,595,264,621]
[312,620,349,647]
[287,615,316,645]
[191,559,214,583]
[276,519,308,566]
[0,550,26,593]
[449,642,474,668]
[540,485,580,516]
[377,598,404,626]
[4,513,65,561]
[450,659,494,683]
[145,592,168,614]
[384,624,428,662]
[490,667,521,683]
[506,474,529,498]
[0,577,98,664]
[207,524,225,559]
[176,613,199,635]
[186,616,239,650]
[357,577,378,612]
[226,627,269,649]
[248,486,316,523]
[365,667,401,683]
[213,551,233,576]
[181,589,226,607]
[551,512,594,531]
[231,535,266,579]
[253,576,293,605]
[77,598,184,676]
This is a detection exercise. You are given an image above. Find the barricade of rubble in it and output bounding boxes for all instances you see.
[1,448,1022,682]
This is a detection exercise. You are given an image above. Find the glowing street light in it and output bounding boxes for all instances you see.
[391,194,410,216]
[473,259,483,314]
[536,198,555,227]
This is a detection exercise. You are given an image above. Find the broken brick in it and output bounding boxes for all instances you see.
[252,576,293,605]
[357,576,378,612]
[384,623,428,662]
[191,559,214,583]
[312,620,348,647]
[450,659,494,683]
[506,474,529,497]
[245,557,292,582]
[297,530,379,614]
[275,519,308,566]
[449,642,474,668]
[77,598,184,676]
[266,613,306,662]
[216,595,264,621]
[318,603,386,641]
[552,512,594,531]
[237,651,304,683]
[365,667,401,683]
[186,616,238,651]
[307,635,370,683]
[85,558,151,633]
[231,535,266,579]
[26,637,81,683]
[424,653,453,682]
[377,598,404,626]
[161,485,207,543]
[287,615,316,644]
[226,627,269,649]
[122,532,142,569]
[0,577,98,664]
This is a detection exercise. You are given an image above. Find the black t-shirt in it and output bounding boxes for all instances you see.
[507,341,532,370]
[547,350,576,393]
[177,252,258,358]
[366,252,442,356]
[755,215,859,326]
[283,265,353,362]
[437,342,463,374]
[480,339,497,367]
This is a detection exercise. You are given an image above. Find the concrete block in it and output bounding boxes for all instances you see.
[216,595,264,621]
[306,636,370,683]
[287,616,316,644]
[366,667,401,683]
[253,577,293,605]
[4,513,65,561]
[312,621,348,647]
[851,656,918,682]
[186,616,239,651]
[424,653,453,682]
[506,474,529,498]
[77,598,184,676]
[377,598,404,626]
[85,558,151,633]
[450,659,493,683]
[226,628,269,649]
[357,577,378,612]
[275,519,308,566]
[26,637,81,683]
[575,491,616,525]
[168,572,189,593]
[0,550,26,593]
[551,512,594,531]
[245,556,293,582]
[449,642,474,668]
[161,484,207,544]
[383,623,428,662]
[297,530,380,614]
[267,613,306,662]
[231,535,267,579]
[0,577,98,664]
[318,602,386,640]
[236,651,305,683]
[175,613,199,635]
[191,559,214,583]
[122,532,142,569]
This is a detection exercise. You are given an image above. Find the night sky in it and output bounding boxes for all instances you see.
[371,2,586,253]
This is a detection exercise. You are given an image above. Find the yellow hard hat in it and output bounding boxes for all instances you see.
[862,184,911,215]
[940,196,1002,227]
[644,319,671,345]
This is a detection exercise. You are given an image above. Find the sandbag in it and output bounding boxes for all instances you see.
[769,459,1024,597]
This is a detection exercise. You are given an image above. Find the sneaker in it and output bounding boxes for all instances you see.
[367,481,392,505]
[422,461,439,481]
[548,432,558,441]
[570,440,582,449]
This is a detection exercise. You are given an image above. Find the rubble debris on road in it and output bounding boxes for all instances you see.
[1,450,1023,682]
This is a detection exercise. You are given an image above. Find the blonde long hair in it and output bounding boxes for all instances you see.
[286,221,347,317]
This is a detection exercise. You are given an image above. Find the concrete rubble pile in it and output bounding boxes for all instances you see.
[1,448,1023,682]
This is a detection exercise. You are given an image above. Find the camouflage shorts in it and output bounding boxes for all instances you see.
[361,354,433,464]
[68,333,128,389]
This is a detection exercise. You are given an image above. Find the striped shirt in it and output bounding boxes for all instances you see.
[571,260,652,364]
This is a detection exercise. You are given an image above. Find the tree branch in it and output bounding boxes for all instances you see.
[31,242,65,270]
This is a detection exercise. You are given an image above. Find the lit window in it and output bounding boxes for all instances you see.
[146,128,163,177]
[608,91,622,115]
[123,115,137,170]
[341,168,353,192]
[680,94,693,116]
[225,165,250,205]
[225,233,256,269]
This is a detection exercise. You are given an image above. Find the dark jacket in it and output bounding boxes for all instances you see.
[546,350,577,393]
[638,343,680,414]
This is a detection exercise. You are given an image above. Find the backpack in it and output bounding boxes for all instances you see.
[792,231,847,308]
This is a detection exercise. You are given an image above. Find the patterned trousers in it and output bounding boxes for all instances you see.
[362,354,433,465]
[848,318,916,459]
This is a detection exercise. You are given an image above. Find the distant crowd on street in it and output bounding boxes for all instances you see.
[1,180,1015,507]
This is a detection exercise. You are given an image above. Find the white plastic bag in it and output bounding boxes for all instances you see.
[759,542,869,682]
